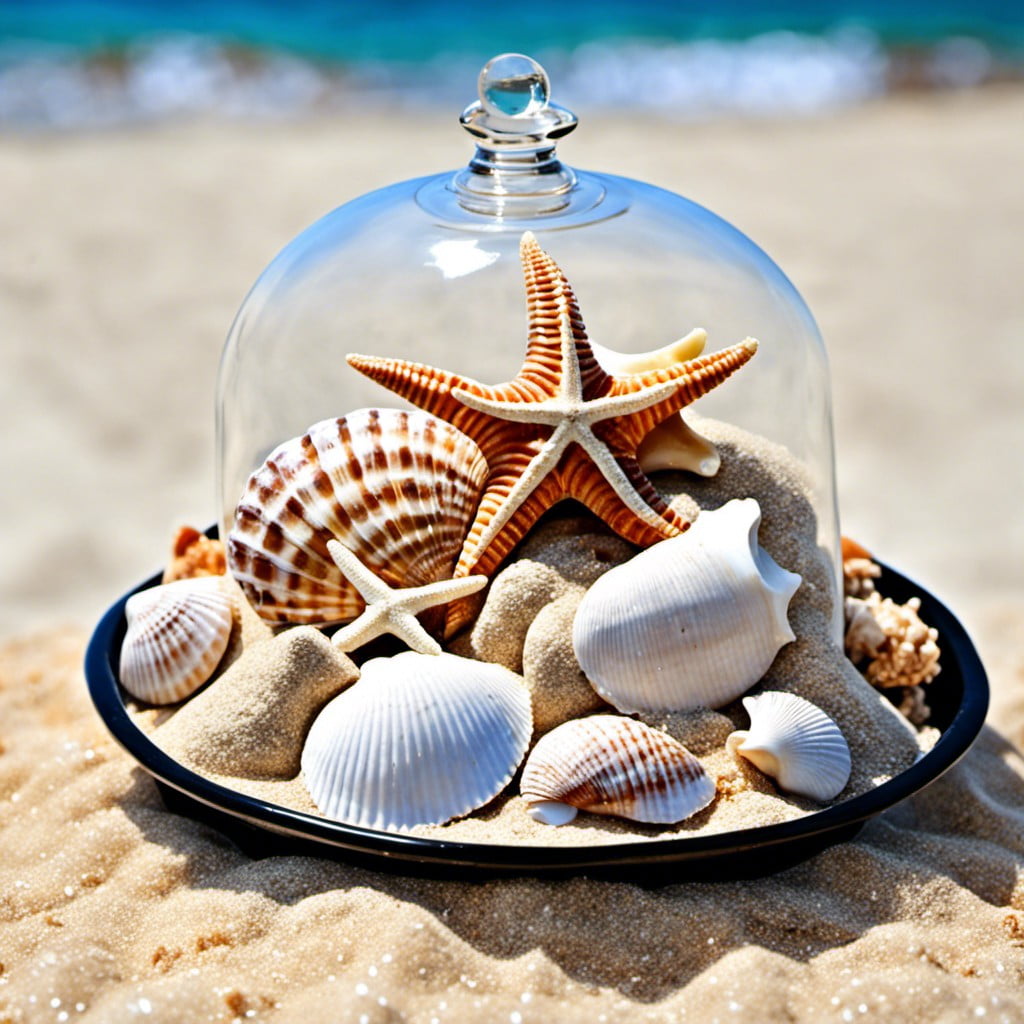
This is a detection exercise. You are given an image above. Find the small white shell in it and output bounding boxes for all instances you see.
[727,691,852,802]
[519,715,716,826]
[119,576,234,705]
[301,652,532,832]
[572,498,801,713]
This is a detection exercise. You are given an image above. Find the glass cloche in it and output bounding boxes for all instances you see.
[216,53,841,632]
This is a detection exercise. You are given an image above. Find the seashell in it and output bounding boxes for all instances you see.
[119,576,235,705]
[227,408,488,625]
[519,715,716,826]
[572,498,801,713]
[301,652,532,831]
[726,691,851,802]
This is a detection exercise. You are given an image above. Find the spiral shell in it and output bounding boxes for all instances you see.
[119,576,234,705]
[572,498,801,713]
[519,715,716,826]
[727,691,851,802]
[227,409,488,625]
[301,652,532,832]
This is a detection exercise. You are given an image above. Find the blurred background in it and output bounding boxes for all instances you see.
[2,0,1023,127]
[1,2,1022,709]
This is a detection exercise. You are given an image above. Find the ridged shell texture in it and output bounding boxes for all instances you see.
[119,576,234,705]
[519,715,716,825]
[728,691,852,802]
[227,409,488,624]
[573,498,801,713]
[301,651,533,832]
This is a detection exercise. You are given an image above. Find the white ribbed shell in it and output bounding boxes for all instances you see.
[227,409,488,625]
[572,498,801,713]
[519,715,716,825]
[727,691,852,802]
[301,651,533,832]
[119,576,234,705]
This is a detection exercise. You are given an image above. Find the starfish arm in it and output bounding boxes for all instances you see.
[579,379,680,423]
[519,233,612,397]
[326,540,393,601]
[606,337,758,395]
[331,603,443,656]
[331,607,390,651]
[574,424,685,536]
[557,312,584,402]
[454,377,678,427]
[345,353,491,437]
[454,474,566,580]
[379,610,444,656]
[451,386,564,424]
[401,574,489,614]
[604,338,758,451]
[459,423,573,566]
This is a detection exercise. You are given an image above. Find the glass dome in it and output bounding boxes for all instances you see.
[216,53,841,634]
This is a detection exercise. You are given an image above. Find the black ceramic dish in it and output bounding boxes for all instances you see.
[85,559,988,882]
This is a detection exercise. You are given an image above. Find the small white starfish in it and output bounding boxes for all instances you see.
[451,313,683,560]
[326,540,487,656]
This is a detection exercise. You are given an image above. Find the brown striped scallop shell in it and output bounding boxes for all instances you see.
[519,715,716,826]
[227,408,489,625]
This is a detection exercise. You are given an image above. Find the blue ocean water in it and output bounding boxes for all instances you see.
[2,0,1022,127]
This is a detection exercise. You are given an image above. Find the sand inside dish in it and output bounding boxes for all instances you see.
[133,418,924,846]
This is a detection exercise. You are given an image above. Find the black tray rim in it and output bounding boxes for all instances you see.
[84,560,989,876]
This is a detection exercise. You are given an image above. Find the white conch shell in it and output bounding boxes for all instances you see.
[519,715,716,826]
[727,691,852,802]
[301,652,532,832]
[227,408,488,625]
[572,498,801,713]
[591,329,720,477]
[119,576,234,705]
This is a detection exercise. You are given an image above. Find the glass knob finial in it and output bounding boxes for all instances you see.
[479,53,550,119]
[420,51,624,224]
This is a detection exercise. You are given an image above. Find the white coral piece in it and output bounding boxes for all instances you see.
[843,556,881,598]
[844,592,941,689]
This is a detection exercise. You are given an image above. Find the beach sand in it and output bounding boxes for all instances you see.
[1,85,1023,1021]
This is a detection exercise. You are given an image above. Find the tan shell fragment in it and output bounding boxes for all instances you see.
[119,576,234,705]
[227,408,488,625]
[519,715,716,826]
[592,330,721,477]
[162,525,227,583]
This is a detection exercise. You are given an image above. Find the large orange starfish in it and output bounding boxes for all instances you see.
[347,232,757,632]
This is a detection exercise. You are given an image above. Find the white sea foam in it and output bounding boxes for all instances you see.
[0,30,1010,131]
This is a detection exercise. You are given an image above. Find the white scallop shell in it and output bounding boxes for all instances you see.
[119,576,234,705]
[572,498,801,713]
[301,652,532,832]
[727,691,852,802]
[227,408,488,625]
[519,715,716,826]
